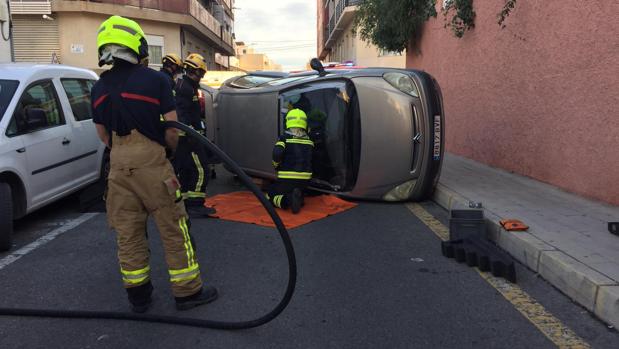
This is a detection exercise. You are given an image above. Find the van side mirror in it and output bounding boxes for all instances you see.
[310,58,327,77]
[24,108,49,131]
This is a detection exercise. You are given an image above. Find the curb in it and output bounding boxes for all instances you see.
[432,183,619,329]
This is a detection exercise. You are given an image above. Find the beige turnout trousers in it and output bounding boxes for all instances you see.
[106,130,202,297]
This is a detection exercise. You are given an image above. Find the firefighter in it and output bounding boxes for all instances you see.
[173,53,215,217]
[267,108,314,214]
[91,15,217,313]
[160,53,183,88]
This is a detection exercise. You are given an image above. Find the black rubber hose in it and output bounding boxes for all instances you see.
[0,121,297,330]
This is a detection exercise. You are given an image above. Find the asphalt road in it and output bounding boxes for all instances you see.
[0,169,617,349]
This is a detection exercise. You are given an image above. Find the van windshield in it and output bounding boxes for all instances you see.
[0,80,19,122]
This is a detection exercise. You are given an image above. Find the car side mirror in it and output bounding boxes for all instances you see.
[24,108,48,131]
[310,58,327,77]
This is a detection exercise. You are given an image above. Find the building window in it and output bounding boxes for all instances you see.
[379,49,402,57]
[145,34,165,66]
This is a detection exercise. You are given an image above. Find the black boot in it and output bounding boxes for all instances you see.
[185,200,216,218]
[126,281,153,313]
[290,188,303,214]
[175,286,219,311]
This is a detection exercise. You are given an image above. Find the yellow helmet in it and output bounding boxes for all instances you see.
[162,53,182,67]
[184,53,207,72]
[97,16,147,59]
[285,109,308,130]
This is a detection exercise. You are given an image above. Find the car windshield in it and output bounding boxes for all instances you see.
[230,75,278,88]
[0,80,20,122]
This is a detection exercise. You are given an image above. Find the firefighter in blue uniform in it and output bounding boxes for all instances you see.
[173,53,215,217]
[91,16,217,313]
[267,108,314,214]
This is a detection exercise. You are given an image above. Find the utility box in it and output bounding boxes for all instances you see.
[0,0,11,63]
[449,209,485,241]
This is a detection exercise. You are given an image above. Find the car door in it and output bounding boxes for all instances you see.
[5,79,75,208]
[59,78,101,184]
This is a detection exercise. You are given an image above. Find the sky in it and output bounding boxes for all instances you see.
[234,0,317,72]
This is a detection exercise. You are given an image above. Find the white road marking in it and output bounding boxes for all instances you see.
[0,213,99,270]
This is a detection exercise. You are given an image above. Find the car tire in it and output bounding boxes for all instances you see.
[0,182,14,252]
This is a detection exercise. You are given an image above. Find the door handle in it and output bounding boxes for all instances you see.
[16,147,26,153]
[62,138,71,145]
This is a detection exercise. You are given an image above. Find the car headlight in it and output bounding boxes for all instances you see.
[383,72,419,98]
[382,179,418,201]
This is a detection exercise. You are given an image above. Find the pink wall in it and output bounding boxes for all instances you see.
[407,1,619,205]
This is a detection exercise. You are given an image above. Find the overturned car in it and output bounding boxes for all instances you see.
[212,64,445,202]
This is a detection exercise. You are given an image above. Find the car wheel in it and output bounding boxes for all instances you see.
[0,182,14,251]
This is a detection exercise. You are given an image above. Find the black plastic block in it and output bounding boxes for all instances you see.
[466,251,478,267]
[449,210,485,241]
[478,256,491,272]
[455,247,466,263]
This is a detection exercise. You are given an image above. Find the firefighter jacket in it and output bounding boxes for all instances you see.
[174,75,204,133]
[272,131,314,180]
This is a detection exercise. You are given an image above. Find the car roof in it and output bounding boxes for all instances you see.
[0,63,98,81]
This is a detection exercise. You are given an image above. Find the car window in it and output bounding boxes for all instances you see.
[0,80,20,123]
[6,80,65,136]
[61,79,96,121]
[230,75,278,88]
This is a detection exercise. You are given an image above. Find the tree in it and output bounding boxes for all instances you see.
[353,0,437,53]
[354,0,518,48]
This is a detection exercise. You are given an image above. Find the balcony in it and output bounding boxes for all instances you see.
[324,0,360,49]
[51,0,235,55]
[9,0,52,14]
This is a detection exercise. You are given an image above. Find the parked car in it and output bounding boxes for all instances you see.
[0,64,107,251]
[214,65,445,202]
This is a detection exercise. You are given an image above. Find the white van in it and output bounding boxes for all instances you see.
[0,64,107,251]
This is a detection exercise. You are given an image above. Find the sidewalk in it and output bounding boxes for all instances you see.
[433,153,619,328]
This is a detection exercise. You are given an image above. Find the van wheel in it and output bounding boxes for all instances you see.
[0,182,13,251]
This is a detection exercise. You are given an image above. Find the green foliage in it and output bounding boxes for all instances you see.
[442,0,476,38]
[498,0,518,28]
[354,0,518,46]
[353,0,437,53]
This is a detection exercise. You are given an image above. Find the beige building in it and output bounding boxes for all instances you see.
[235,41,282,72]
[317,0,405,68]
[8,0,235,73]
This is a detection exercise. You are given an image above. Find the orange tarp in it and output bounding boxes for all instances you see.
[203,191,357,229]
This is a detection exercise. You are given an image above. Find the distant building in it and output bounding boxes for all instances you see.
[8,0,236,73]
[317,0,405,68]
[235,41,282,72]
